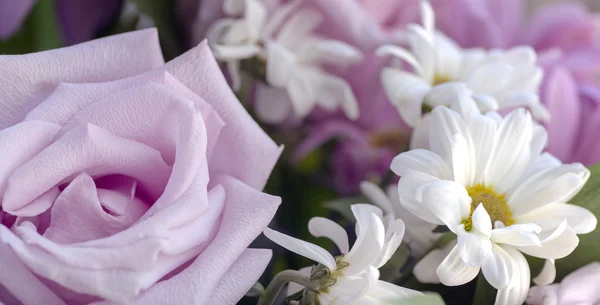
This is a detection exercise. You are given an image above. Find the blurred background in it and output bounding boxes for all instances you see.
[1,0,598,57]
[1,1,599,304]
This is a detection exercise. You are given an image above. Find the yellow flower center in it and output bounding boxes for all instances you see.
[462,184,514,231]
[433,74,452,86]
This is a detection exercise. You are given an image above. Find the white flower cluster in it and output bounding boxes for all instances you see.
[372,3,595,304]
[264,205,422,304]
[257,1,596,305]
[208,0,362,123]
[377,2,550,144]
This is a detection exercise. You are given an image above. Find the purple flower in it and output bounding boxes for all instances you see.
[294,51,410,194]
[294,119,403,194]
[525,3,600,165]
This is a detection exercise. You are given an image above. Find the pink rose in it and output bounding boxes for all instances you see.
[0,29,282,305]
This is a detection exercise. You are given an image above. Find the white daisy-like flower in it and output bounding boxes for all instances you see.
[207,0,362,123]
[206,0,268,90]
[264,204,421,304]
[360,181,438,257]
[391,106,596,305]
[376,1,550,127]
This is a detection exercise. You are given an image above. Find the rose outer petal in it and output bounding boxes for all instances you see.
[108,176,281,305]
[0,29,164,129]
[165,41,283,190]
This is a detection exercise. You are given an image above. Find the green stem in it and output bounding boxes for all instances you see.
[257,269,311,305]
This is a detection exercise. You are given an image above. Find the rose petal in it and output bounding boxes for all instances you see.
[205,249,273,305]
[2,124,172,215]
[0,179,226,303]
[0,29,164,129]
[0,121,61,201]
[165,41,282,190]
[54,81,216,216]
[43,173,148,244]
[0,243,66,305]
[124,175,280,305]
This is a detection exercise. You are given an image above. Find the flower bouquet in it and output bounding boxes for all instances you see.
[1,0,600,304]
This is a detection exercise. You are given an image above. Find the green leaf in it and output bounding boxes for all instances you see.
[296,148,324,174]
[552,162,600,281]
[30,0,62,51]
[472,274,496,305]
[389,293,446,305]
[0,0,62,54]
[433,225,450,233]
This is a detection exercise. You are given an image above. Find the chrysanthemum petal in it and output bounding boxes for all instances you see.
[391,149,451,180]
[515,203,597,234]
[483,108,533,193]
[373,219,405,268]
[517,220,579,259]
[308,217,350,254]
[414,241,455,284]
[344,206,385,275]
[481,244,514,289]
[263,228,337,271]
[490,225,541,247]
[466,112,498,180]
[428,106,471,166]
[436,245,480,286]
[397,170,443,225]
[416,181,471,231]
[360,181,396,216]
[494,246,530,305]
[532,259,556,286]
[376,45,425,76]
[381,68,431,126]
[457,224,492,267]
[509,164,589,216]
[452,134,476,187]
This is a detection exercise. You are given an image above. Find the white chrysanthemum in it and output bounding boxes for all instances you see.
[392,106,596,305]
[360,181,438,257]
[264,204,421,304]
[206,0,267,90]
[376,1,549,127]
[207,0,362,123]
